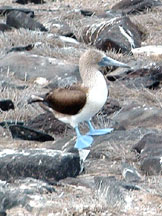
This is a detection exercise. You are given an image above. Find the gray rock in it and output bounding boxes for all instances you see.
[10,177,55,194]
[94,176,139,207]
[132,133,162,154]
[0,23,12,32]
[0,6,34,17]
[6,11,47,31]
[0,149,81,183]
[132,133,162,175]
[111,0,161,15]
[49,20,75,38]
[89,128,150,159]
[0,185,29,212]
[122,65,162,89]
[80,16,142,53]
[0,52,79,83]
[141,157,162,175]
[0,178,54,212]
[107,62,162,89]
[113,102,162,129]
[53,127,156,158]
[121,162,141,182]
[0,75,28,90]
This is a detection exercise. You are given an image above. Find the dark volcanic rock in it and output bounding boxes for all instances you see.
[80,9,93,16]
[13,0,45,4]
[27,112,70,135]
[111,0,161,15]
[110,64,162,89]
[7,44,34,53]
[81,16,142,53]
[141,157,162,175]
[0,23,12,32]
[133,133,162,175]
[9,125,54,142]
[0,149,81,183]
[0,121,24,129]
[0,99,14,111]
[6,11,47,31]
[0,6,34,17]
[132,133,162,154]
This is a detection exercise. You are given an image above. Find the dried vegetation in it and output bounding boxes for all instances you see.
[0,0,162,215]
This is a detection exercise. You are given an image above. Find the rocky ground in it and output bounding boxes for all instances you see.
[0,0,162,215]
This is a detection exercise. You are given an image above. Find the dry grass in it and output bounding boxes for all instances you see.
[130,6,162,46]
[0,0,162,215]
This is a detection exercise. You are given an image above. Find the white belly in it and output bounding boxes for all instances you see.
[58,75,108,127]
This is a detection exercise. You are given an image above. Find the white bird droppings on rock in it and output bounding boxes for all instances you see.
[34,77,49,85]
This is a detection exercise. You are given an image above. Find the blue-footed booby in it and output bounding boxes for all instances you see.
[28,49,130,149]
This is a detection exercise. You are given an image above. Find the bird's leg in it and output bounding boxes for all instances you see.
[86,120,114,136]
[74,126,93,149]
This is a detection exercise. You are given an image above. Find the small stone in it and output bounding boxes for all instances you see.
[121,162,141,182]
[9,125,54,142]
[13,0,45,4]
[0,99,14,111]
[141,157,162,175]
[7,44,34,54]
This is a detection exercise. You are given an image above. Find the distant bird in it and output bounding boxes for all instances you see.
[28,49,130,149]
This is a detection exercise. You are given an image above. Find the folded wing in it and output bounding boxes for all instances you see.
[45,86,87,115]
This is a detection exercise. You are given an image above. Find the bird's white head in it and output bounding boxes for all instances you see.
[80,49,130,69]
[79,49,130,82]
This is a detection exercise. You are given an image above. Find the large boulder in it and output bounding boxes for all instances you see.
[0,6,34,17]
[0,52,79,85]
[132,133,162,175]
[0,149,81,183]
[80,16,142,53]
[6,11,47,31]
[111,0,161,15]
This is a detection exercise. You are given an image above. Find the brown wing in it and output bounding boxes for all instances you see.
[44,86,87,115]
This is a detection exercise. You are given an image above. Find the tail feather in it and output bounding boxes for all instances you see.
[28,95,44,104]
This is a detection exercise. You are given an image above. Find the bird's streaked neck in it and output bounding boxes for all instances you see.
[80,66,103,87]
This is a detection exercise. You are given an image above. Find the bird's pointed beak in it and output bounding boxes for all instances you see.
[98,56,130,68]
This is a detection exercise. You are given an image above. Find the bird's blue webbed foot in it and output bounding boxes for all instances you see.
[74,126,93,149]
[86,120,114,136]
